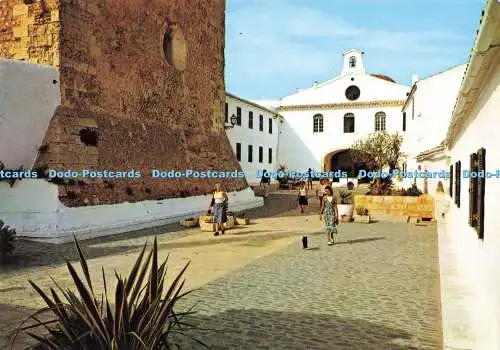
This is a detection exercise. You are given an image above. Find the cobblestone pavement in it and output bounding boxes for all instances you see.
[0,191,442,349]
[172,221,442,349]
[0,192,299,276]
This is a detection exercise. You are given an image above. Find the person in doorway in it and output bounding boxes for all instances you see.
[319,185,339,245]
[208,183,228,236]
[307,168,313,189]
[297,181,308,213]
[260,169,270,197]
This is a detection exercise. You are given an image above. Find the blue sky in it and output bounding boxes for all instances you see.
[225,0,487,100]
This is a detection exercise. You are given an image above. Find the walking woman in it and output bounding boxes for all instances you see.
[319,185,339,245]
[297,181,308,213]
[208,183,228,236]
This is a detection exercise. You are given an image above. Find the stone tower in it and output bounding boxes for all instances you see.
[0,0,247,206]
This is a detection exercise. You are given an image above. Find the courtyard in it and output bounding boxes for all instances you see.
[0,191,442,349]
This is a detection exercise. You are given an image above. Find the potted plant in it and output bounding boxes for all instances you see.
[354,206,370,223]
[277,164,290,188]
[199,215,214,231]
[198,215,235,231]
[235,212,249,225]
[179,217,198,227]
[0,219,16,262]
[341,215,351,223]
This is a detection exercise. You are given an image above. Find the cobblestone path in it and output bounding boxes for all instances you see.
[0,192,442,349]
[172,221,442,349]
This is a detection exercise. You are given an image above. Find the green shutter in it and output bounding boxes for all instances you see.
[457,161,461,208]
[454,162,460,206]
[449,164,453,197]
[469,153,478,227]
[476,148,486,240]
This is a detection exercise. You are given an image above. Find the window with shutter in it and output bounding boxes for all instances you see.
[469,153,478,227]
[454,161,461,207]
[449,165,453,197]
[476,148,486,240]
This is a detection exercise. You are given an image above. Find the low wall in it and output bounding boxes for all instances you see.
[0,180,263,244]
[354,195,434,219]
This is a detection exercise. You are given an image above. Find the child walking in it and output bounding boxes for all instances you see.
[319,185,339,245]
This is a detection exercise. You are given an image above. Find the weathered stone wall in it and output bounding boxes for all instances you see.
[0,0,60,65]
[0,0,245,206]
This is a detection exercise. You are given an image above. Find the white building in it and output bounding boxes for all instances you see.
[224,93,283,186]
[428,0,500,348]
[255,49,411,180]
[401,63,467,192]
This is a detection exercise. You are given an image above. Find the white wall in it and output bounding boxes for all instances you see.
[0,59,60,168]
[278,106,405,171]
[279,73,409,106]
[0,180,263,244]
[442,54,500,349]
[225,95,280,185]
[401,64,466,176]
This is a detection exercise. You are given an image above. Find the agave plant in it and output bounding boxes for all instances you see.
[12,237,207,349]
[0,219,16,258]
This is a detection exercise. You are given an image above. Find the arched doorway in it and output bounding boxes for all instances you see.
[323,149,367,182]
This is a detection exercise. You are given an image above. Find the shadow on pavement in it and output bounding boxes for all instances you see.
[0,230,301,274]
[0,303,48,350]
[171,308,418,350]
[1,305,418,350]
[0,192,325,274]
[339,237,386,245]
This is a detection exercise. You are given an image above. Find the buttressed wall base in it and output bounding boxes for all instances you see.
[0,0,247,208]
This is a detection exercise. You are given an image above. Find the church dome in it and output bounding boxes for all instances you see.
[370,74,396,83]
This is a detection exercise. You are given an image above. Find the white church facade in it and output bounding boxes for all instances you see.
[254,49,410,179]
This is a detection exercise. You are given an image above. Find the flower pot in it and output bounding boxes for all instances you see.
[179,217,198,227]
[199,215,235,231]
[337,204,353,218]
[341,215,351,223]
[236,217,249,225]
[354,215,370,223]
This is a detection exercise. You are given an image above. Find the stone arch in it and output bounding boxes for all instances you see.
[322,149,369,182]
[322,149,348,172]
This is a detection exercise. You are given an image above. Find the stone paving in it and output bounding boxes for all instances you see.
[171,220,442,349]
[0,192,442,349]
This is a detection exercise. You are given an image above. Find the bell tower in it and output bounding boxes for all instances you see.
[341,49,366,76]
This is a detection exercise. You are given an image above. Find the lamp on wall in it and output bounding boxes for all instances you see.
[225,113,238,129]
